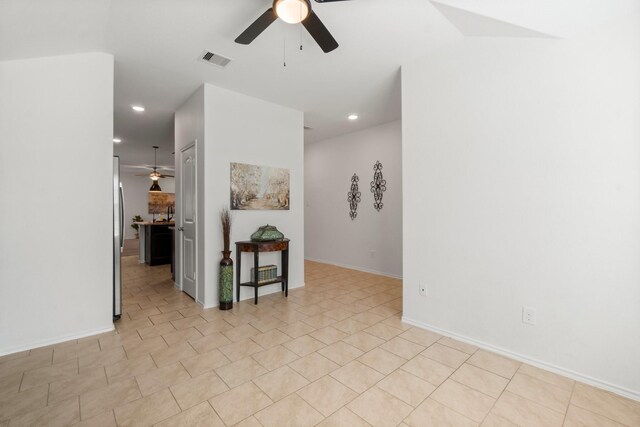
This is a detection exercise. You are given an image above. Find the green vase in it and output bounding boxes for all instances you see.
[219,251,233,310]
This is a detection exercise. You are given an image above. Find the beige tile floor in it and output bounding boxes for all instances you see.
[1,257,639,426]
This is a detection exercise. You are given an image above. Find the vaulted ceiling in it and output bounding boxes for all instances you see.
[0,0,633,169]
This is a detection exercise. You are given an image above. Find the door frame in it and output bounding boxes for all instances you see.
[177,140,198,301]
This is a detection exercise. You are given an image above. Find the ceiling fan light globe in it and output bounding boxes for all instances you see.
[275,0,310,24]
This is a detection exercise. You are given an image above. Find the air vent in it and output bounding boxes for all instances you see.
[199,50,231,68]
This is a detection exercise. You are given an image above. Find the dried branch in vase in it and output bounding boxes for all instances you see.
[220,207,232,253]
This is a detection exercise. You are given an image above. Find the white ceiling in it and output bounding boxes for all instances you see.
[1,0,634,169]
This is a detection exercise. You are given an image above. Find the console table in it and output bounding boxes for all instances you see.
[235,239,290,304]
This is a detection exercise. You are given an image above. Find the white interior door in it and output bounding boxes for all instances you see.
[180,143,197,299]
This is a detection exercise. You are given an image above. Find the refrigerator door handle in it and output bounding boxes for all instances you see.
[119,184,125,250]
[113,156,122,320]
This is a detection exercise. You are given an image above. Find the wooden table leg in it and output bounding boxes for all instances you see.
[254,249,259,304]
[283,245,289,298]
[235,246,241,303]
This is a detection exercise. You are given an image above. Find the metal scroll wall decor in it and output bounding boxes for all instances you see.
[370,160,387,211]
[347,173,361,220]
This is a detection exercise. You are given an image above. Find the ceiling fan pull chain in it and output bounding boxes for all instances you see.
[299,2,303,50]
[283,36,287,67]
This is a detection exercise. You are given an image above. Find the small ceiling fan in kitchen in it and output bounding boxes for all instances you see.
[235,0,351,53]
[135,146,174,192]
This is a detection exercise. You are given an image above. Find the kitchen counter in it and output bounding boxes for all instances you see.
[136,222,174,265]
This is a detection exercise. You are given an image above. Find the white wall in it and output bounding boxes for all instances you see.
[305,121,403,278]
[121,169,175,239]
[402,15,640,398]
[0,52,114,354]
[176,84,304,308]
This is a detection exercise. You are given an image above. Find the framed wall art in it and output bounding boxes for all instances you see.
[148,192,175,214]
[230,162,290,210]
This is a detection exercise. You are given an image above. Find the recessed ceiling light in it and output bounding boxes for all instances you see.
[113,138,122,143]
[348,114,359,121]
[131,105,145,112]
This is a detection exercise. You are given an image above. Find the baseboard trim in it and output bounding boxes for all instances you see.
[401,316,640,402]
[202,282,306,310]
[0,325,116,357]
[304,257,402,280]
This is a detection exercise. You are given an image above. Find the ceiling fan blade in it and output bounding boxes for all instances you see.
[302,11,339,53]
[313,0,351,2]
[124,165,155,170]
[235,8,278,45]
[159,175,175,178]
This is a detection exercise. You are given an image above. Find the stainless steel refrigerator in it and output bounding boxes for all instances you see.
[113,156,124,320]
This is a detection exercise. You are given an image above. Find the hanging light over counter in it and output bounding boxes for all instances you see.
[149,146,162,192]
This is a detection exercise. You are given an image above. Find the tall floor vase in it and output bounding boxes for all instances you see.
[219,251,233,310]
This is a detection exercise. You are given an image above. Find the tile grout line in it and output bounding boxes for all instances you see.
[46,382,51,407]
[568,389,635,427]
[477,365,516,425]
[165,385,183,415]
[75,395,80,424]
[515,368,575,393]
[499,374,570,417]
[17,371,25,394]
[401,345,480,425]
[206,399,230,427]
[562,380,577,426]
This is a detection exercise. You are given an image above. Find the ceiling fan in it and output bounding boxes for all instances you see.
[235,0,351,53]
[135,146,174,191]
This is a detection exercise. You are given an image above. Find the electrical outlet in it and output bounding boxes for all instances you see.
[522,306,536,325]
[419,283,427,297]
[370,250,375,258]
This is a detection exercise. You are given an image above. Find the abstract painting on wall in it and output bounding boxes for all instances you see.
[230,162,290,210]
[148,192,175,214]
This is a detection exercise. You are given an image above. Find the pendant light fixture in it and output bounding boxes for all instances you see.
[149,146,162,192]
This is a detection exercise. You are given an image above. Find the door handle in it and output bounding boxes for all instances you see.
[178,227,184,231]
[119,184,125,249]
